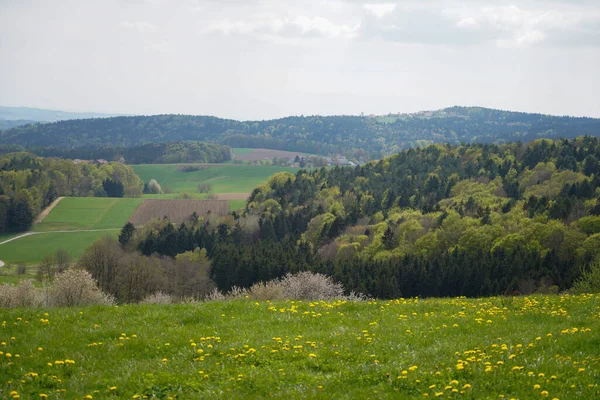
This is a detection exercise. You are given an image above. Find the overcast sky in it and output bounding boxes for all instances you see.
[1,0,599,120]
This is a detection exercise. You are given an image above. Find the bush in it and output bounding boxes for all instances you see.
[145,179,162,194]
[49,269,115,307]
[197,183,212,193]
[140,292,173,305]
[572,262,600,294]
[16,264,27,275]
[249,281,284,301]
[0,280,43,308]
[278,271,344,300]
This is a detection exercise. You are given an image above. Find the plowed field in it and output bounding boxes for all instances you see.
[129,199,229,225]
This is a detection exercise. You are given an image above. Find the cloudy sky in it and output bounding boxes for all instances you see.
[1,0,599,119]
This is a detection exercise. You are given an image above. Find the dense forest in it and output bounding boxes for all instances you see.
[0,152,143,233]
[22,141,232,164]
[2,107,599,159]
[109,137,600,299]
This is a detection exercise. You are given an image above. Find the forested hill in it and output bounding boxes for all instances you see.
[2,107,599,159]
[130,137,600,299]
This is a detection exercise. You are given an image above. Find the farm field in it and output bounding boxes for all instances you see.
[129,199,229,226]
[231,148,314,162]
[0,230,118,265]
[0,198,141,265]
[1,295,599,399]
[33,197,143,231]
[131,164,299,195]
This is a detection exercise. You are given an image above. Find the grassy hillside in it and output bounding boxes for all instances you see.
[0,231,118,265]
[33,198,143,231]
[132,164,299,195]
[1,295,598,399]
[0,198,142,265]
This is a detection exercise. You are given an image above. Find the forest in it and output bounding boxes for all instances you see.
[0,152,143,233]
[2,107,600,159]
[23,141,231,164]
[86,136,600,300]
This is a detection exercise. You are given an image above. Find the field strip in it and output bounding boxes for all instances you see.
[0,228,119,246]
[88,198,118,228]
[34,196,65,223]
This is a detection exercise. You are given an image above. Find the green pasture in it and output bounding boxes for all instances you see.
[33,197,143,232]
[0,231,118,265]
[0,295,598,399]
[132,164,299,194]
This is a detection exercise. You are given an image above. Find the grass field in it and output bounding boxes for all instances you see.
[0,231,118,265]
[132,164,299,195]
[0,294,598,399]
[33,198,143,232]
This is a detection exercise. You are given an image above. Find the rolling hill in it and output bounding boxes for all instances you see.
[2,107,600,159]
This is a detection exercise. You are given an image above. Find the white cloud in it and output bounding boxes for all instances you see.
[202,15,359,39]
[120,21,157,34]
[363,3,396,18]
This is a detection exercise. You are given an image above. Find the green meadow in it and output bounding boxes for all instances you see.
[1,295,598,399]
[33,198,143,232]
[132,164,299,195]
[0,198,141,265]
[0,231,118,266]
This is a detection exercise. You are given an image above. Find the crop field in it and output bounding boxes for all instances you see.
[0,198,141,265]
[33,197,143,232]
[0,294,598,399]
[129,199,230,226]
[231,148,313,162]
[131,164,299,195]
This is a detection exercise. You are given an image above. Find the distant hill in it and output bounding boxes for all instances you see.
[0,106,125,128]
[1,107,599,159]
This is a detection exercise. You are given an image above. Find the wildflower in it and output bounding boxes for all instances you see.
[308,353,317,358]
[463,384,472,389]
[534,384,541,390]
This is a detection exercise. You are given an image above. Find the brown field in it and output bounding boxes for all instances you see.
[233,148,311,161]
[129,199,229,226]
[213,193,250,200]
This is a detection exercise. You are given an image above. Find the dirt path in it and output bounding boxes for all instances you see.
[34,196,65,223]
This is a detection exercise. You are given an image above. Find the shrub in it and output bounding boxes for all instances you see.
[249,281,284,301]
[146,179,162,194]
[279,271,344,300]
[16,264,27,275]
[0,280,43,308]
[572,262,600,294]
[205,288,226,301]
[140,292,173,305]
[49,269,115,307]
[197,183,212,193]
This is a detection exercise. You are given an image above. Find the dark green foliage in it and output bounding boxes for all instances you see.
[3,107,600,158]
[28,141,231,164]
[118,222,136,247]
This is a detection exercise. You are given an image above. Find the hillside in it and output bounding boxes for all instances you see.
[0,105,124,123]
[2,107,599,159]
[125,137,600,299]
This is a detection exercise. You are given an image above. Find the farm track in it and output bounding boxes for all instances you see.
[34,197,65,223]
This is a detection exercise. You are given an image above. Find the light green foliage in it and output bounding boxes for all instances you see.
[572,262,600,294]
[303,213,336,247]
[578,216,600,235]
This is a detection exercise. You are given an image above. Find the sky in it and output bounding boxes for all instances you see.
[1,0,599,120]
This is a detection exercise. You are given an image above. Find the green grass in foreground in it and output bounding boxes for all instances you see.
[1,295,599,399]
[34,197,143,232]
[132,164,299,194]
[0,231,117,265]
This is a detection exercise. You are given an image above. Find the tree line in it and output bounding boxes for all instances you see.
[3,107,600,159]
